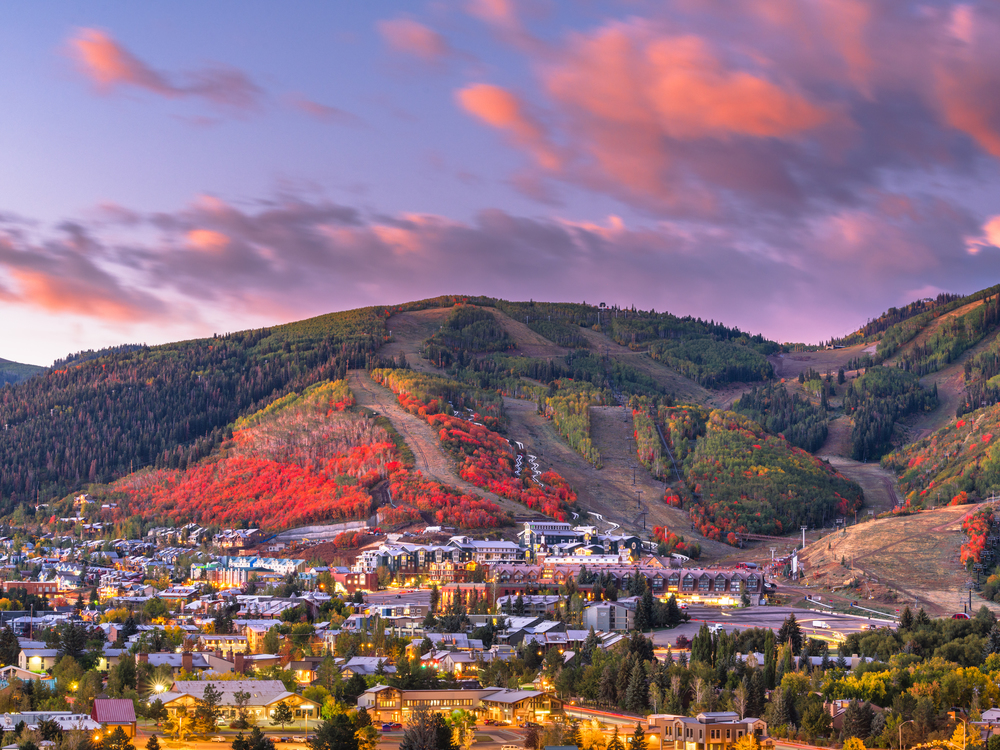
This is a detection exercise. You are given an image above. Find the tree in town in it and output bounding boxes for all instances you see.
[984,624,1000,660]
[232,690,253,729]
[398,707,437,750]
[842,739,866,750]
[194,683,223,735]
[232,728,275,750]
[608,726,625,750]
[899,606,914,630]
[629,722,646,750]
[625,660,648,713]
[270,702,294,730]
[776,614,803,654]
[513,594,526,616]
[0,627,20,666]
[145,736,161,750]
[311,713,358,750]
[101,727,135,750]
[355,725,379,750]
[842,700,874,740]
[733,736,760,750]
[523,727,540,750]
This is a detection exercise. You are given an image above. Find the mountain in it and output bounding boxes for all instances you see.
[0,357,45,386]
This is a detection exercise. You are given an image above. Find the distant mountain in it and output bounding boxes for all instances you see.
[0,357,45,386]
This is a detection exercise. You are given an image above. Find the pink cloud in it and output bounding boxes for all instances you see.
[377,18,452,62]
[286,94,363,126]
[456,83,562,170]
[966,216,1000,255]
[69,28,262,111]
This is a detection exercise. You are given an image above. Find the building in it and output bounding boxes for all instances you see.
[647,712,768,750]
[19,648,60,672]
[158,680,318,723]
[582,601,635,632]
[0,712,100,733]
[357,685,563,724]
[92,699,137,738]
[496,594,562,617]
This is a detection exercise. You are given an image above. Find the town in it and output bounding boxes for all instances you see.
[0,502,991,750]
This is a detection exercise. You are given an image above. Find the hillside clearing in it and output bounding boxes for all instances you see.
[503,397,731,558]
[798,504,996,616]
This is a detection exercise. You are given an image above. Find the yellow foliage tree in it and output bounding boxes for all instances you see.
[733,735,761,750]
[842,738,866,750]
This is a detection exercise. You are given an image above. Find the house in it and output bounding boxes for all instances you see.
[158,680,318,723]
[19,649,60,673]
[341,657,396,678]
[646,712,768,750]
[92,699,137,738]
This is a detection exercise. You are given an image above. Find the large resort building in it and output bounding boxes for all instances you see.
[357,685,564,725]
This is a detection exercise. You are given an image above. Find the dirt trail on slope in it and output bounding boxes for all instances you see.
[379,308,452,374]
[347,370,529,517]
[503,398,730,558]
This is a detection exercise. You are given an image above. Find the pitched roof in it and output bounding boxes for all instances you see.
[92,699,137,724]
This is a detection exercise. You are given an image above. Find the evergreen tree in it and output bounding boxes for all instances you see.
[617,654,635,707]
[429,585,440,614]
[665,595,682,627]
[102,727,135,750]
[899,606,914,630]
[608,727,625,750]
[0,627,21,666]
[513,594,525,616]
[581,628,600,664]
[691,623,713,665]
[842,700,874,740]
[776,614,803,654]
[270,702,293,730]
[747,670,766,718]
[763,630,776,689]
[311,713,359,750]
[600,665,617,707]
[767,687,790,728]
[145,737,161,750]
[629,723,646,750]
[625,660,647,713]
[915,608,931,627]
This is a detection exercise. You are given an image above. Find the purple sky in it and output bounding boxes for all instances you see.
[2,1,1000,365]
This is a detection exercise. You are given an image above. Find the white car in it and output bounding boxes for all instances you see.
[212,737,226,743]
[292,736,307,743]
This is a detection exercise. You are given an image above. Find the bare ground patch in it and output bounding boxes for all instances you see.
[798,505,998,616]
[768,344,871,381]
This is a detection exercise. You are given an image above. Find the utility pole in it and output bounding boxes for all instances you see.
[636,490,643,509]
[800,526,808,550]
[769,547,776,561]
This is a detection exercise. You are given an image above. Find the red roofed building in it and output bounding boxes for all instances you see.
[92,698,137,738]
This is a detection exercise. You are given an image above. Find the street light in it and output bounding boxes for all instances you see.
[898,719,914,750]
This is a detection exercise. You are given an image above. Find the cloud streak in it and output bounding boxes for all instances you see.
[69,28,263,111]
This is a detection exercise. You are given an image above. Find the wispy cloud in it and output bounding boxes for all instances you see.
[69,28,263,112]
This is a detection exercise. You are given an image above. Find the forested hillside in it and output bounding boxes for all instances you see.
[843,367,938,461]
[52,379,513,534]
[633,403,863,544]
[0,306,392,513]
[0,357,45,387]
[883,403,1000,506]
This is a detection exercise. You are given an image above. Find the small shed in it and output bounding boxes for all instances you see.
[92,698,137,738]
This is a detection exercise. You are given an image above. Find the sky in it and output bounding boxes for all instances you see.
[2,1,1000,365]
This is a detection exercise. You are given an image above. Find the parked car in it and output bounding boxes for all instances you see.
[390,723,403,731]
[212,738,226,743]
[861,623,876,631]
[483,719,497,726]
[381,724,392,732]
[292,736,307,743]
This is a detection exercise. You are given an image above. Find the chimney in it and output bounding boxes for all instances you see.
[182,651,193,672]
[138,653,148,664]
[235,653,246,674]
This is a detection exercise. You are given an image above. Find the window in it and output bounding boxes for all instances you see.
[682,575,695,591]
[699,576,710,591]
[715,575,727,591]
